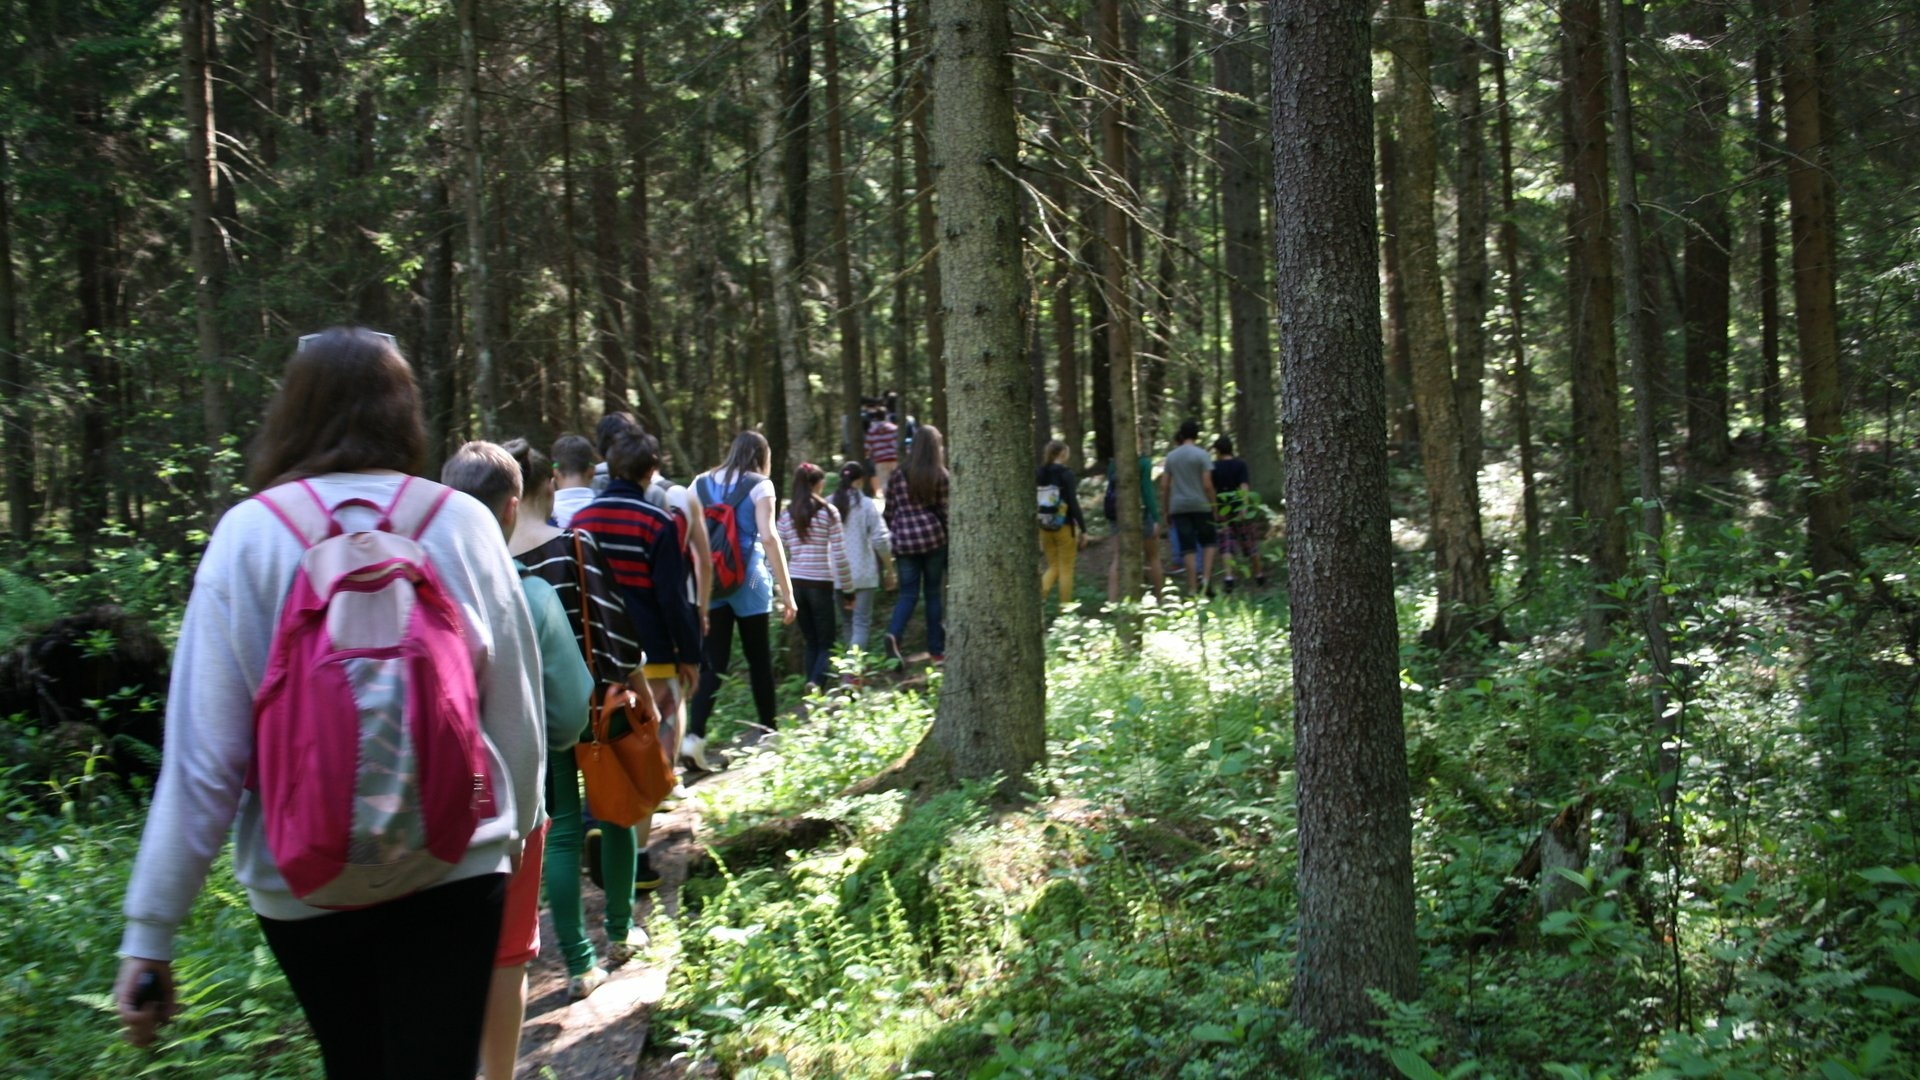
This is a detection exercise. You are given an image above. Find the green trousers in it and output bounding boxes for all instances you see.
[542,755,637,976]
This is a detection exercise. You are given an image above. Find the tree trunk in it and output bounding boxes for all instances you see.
[783,0,814,267]
[554,0,585,433]
[583,22,629,415]
[626,18,659,414]
[420,176,457,470]
[1144,0,1193,436]
[183,0,228,511]
[757,10,814,476]
[1754,16,1783,443]
[908,0,947,432]
[1214,0,1282,505]
[1680,6,1732,472]
[1377,107,1417,452]
[1604,0,1677,812]
[1486,0,1539,581]
[1386,0,1493,646]
[1100,0,1143,611]
[888,0,910,400]
[0,133,30,540]
[1272,0,1418,1056]
[1780,0,1852,573]
[915,0,1044,787]
[1452,7,1489,487]
[1054,230,1080,465]
[458,0,495,435]
[1564,0,1627,652]
[824,0,864,459]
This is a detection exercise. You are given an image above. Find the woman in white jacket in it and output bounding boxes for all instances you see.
[114,328,544,1079]
[832,460,895,653]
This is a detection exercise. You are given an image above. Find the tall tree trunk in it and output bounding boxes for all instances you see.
[420,177,457,470]
[784,0,814,267]
[554,1,585,433]
[0,133,30,540]
[1387,0,1493,646]
[1054,239,1080,464]
[458,0,495,434]
[758,9,813,475]
[1214,0,1282,504]
[1754,13,1783,442]
[583,22,629,415]
[1377,108,1418,450]
[1780,0,1852,573]
[908,0,946,432]
[1605,0,1677,814]
[1680,6,1732,471]
[1085,199,1114,468]
[917,0,1043,788]
[1272,0,1417,1057]
[182,0,227,508]
[1564,0,1627,652]
[824,0,863,458]
[888,0,910,399]
[1452,6,1489,487]
[1100,0,1143,610]
[626,19,658,412]
[1144,0,1193,435]
[1487,0,1540,580]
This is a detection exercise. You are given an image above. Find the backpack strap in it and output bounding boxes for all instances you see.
[383,476,454,540]
[254,481,340,550]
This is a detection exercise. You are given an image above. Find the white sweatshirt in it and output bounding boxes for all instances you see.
[120,472,546,962]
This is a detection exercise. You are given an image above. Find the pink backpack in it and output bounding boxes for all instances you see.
[250,477,494,909]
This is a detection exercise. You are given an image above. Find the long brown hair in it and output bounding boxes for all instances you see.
[248,328,425,489]
[902,424,947,507]
[716,430,771,480]
[788,462,826,543]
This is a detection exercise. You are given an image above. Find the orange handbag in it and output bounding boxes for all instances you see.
[568,531,675,827]
[573,684,675,828]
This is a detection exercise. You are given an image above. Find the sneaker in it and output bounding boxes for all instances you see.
[680,733,713,773]
[567,966,609,1001]
[584,827,605,890]
[634,852,662,893]
[607,925,648,966]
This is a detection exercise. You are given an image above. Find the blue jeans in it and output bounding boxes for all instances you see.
[888,549,947,656]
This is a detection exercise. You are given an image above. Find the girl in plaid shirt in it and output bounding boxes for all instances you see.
[883,424,950,662]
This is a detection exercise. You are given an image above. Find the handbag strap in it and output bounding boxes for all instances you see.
[586,683,638,745]
[570,531,601,683]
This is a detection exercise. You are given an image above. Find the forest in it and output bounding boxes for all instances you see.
[2,0,1919,1076]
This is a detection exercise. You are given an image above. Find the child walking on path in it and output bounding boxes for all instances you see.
[832,461,894,652]
[501,439,650,1001]
[884,424,950,663]
[778,462,854,690]
[440,441,594,1080]
[1036,439,1087,608]
[115,329,544,1080]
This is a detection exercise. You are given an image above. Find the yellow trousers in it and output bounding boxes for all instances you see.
[1039,525,1078,605]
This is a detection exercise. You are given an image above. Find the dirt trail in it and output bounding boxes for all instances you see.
[511,763,745,1079]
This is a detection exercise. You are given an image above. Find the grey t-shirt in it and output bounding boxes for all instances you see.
[1164,442,1213,515]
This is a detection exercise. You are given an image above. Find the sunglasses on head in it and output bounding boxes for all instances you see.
[298,330,397,351]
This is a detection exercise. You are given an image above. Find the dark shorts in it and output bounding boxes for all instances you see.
[1171,512,1217,550]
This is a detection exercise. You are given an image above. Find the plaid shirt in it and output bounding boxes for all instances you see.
[884,467,948,555]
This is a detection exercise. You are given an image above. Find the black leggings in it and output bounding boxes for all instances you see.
[689,606,776,736]
[257,872,506,1079]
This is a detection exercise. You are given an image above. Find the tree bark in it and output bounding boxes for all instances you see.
[783,0,814,267]
[626,17,659,413]
[1452,6,1489,487]
[875,0,1045,791]
[1485,0,1539,581]
[1214,0,1282,505]
[554,0,585,433]
[458,0,495,435]
[1754,16,1783,443]
[1680,6,1732,471]
[908,1,947,432]
[1144,0,1193,437]
[1271,0,1417,1055]
[183,0,227,510]
[1100,0,1143,612]
[583,21,630,415]
[0,133,30,540]
[1386,0,1493,646]
[420,176,457,470]
[824,0,864,459]
[1563,0,1627,652]
[1780,0,1852,573]
[757,7,814,476]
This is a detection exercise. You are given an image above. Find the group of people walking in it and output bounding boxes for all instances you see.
[114,328,956,1079]
[111,328,1267,1079]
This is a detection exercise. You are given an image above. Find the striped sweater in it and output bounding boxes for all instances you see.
[571,479,703,668]
[515,529,645,685]
[777,499,852,590]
